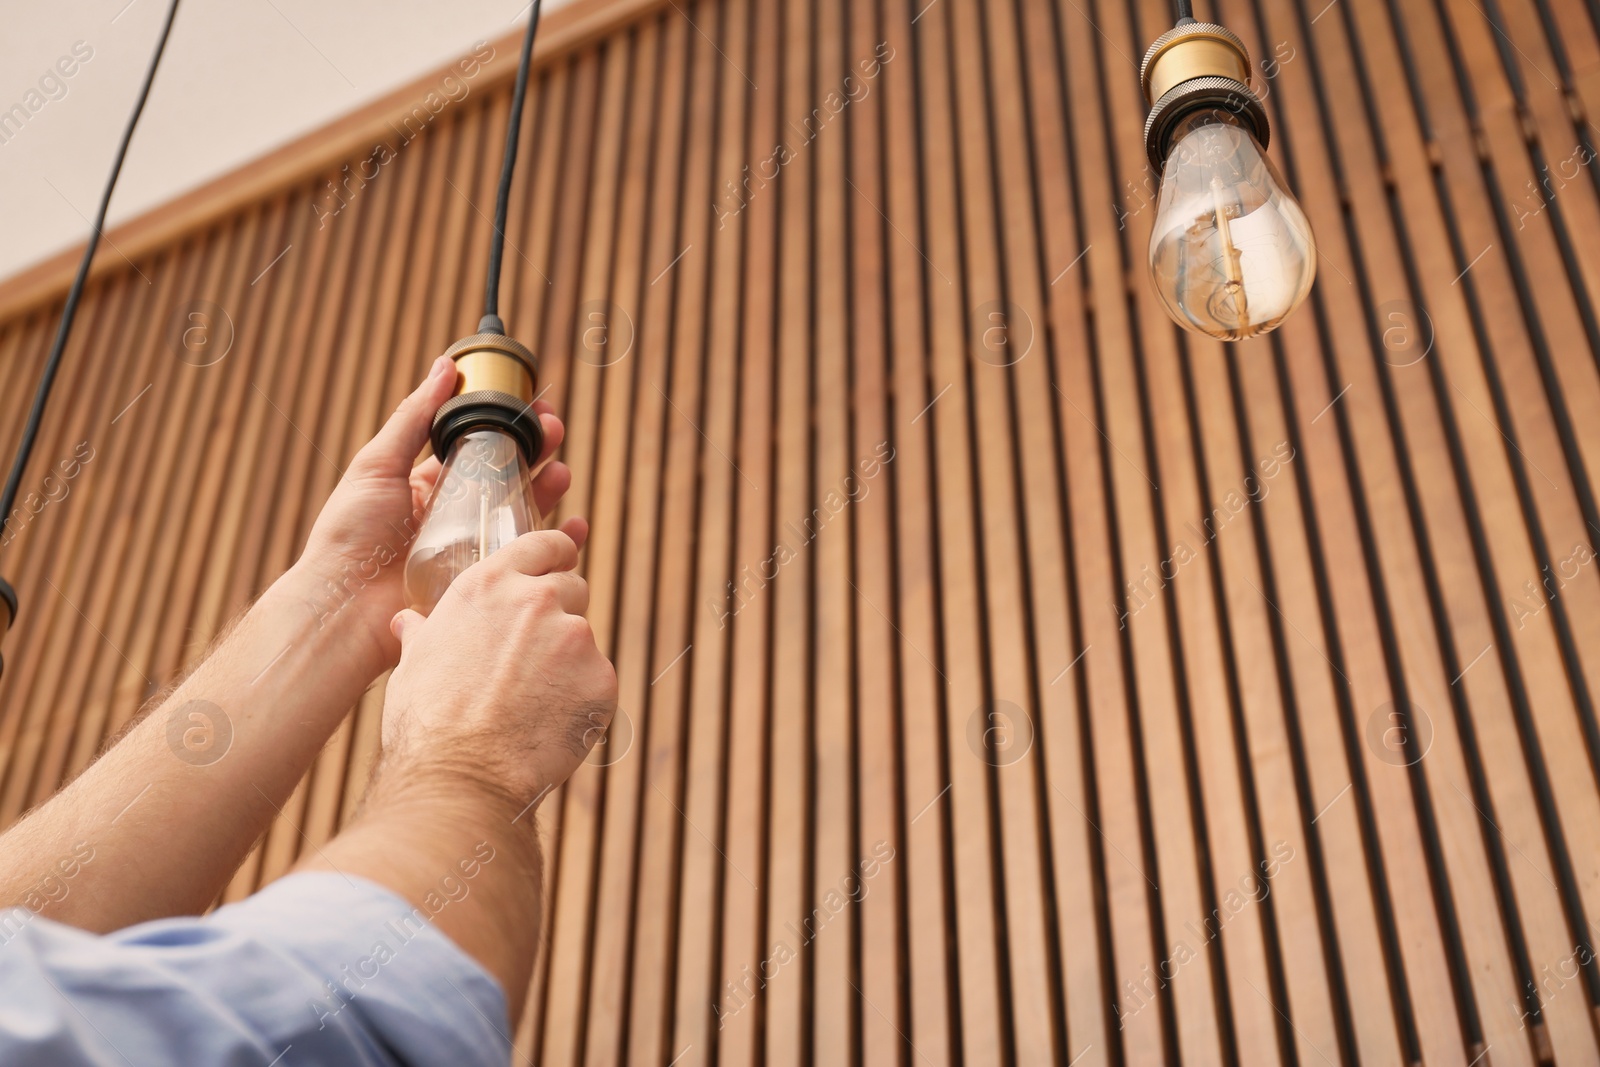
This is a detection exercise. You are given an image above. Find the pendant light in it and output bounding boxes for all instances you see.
[402,0,547,615]
[1141,0,1317,340]
[0,0,183,681]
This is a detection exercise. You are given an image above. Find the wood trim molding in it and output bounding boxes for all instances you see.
[0,0,668,323]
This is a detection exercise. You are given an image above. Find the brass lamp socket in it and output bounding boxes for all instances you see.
[431,332,544,463]
[1140,22,1269,172]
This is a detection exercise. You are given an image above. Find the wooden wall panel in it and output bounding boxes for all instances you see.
[2,0,1600,1063]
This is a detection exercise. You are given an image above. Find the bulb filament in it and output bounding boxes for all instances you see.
[1209,174,1249,329]
[479,487,491,563]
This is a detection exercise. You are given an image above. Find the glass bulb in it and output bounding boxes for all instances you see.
[1148,110,1316,341]
[404,428,540,614]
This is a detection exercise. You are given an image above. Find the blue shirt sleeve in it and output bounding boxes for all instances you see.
[0,871,512,1067]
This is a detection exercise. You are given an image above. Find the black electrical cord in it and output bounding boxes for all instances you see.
[0,0,181,650]
[1174,0,1196,22]
[479,0,545,336]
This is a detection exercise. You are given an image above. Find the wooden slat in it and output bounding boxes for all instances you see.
[535,25,648,1067]
[573,15,687,1061]
[1278,91,1471,1067]
[809,0,859,1060]
[670,0,751,1057]
[626,2,722,1060]
[2,279,128,815]
[767,0,817,1057]
[846,3,911,1065]
[873,0,965,1052]
[60,232,231,775]
[1037,1,1169,1060]
[715,0,780,1059]
[1061,0,1228,1060]
[912,0,1011,1060]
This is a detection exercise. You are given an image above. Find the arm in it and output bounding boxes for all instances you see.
[0,356,580,932]
[298,529,617,1020]
[0,556,388,932]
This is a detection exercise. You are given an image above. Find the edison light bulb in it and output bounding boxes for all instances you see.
[1148,109,1316,341]
[404,428,540,614]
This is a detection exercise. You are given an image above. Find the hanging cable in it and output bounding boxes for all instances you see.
[1174,0,1196,22]
[0,0,182,660]
[409,2,551,608]
[479,0,545,336]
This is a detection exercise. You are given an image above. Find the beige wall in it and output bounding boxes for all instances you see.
[0,0,572,280]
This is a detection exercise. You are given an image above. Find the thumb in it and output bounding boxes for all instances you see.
[391,609,426,651]
[352,356,457,478]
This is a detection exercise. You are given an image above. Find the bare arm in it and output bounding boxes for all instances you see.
[300,530,616,1021]
[298,770,545,1019]
[0,559,389,931]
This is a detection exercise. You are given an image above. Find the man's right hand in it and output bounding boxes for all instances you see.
[381,530,618,812]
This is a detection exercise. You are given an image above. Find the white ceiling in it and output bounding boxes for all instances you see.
[0,0,572,281]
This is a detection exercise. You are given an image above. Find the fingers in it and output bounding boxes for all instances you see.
[534,408,564,466]
[531,461,571,518]
[349,365,567,489]
[555,516,589,551]
[411,453,442,484]
[538,571,590,615]
[351,357,458,479]
[493,529,579,578]
[409,454,444,516]
[391,608,426,648]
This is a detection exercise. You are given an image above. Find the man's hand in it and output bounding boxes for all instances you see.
[302,531,618,1017]
[379,530,619,811]
[297,355,584,667]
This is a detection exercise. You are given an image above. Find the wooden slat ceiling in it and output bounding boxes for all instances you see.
[2,0,1600,1062]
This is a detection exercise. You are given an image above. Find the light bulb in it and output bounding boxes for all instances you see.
[1148,109,1316,340]
[404,428,540,614]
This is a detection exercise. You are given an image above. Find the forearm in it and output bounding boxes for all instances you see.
[299,761,545,1025]
[0,559,391,931]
